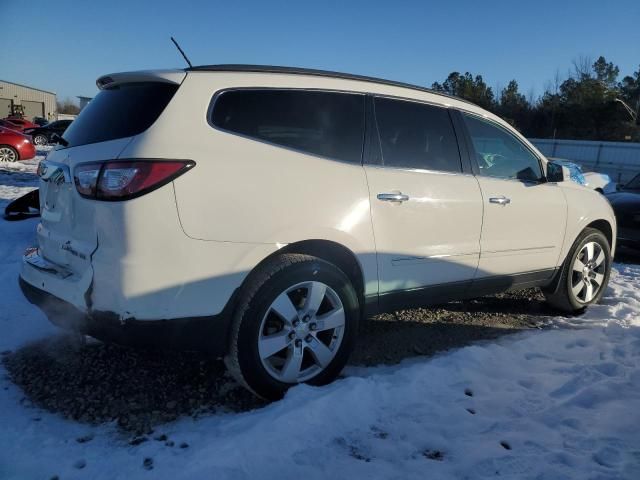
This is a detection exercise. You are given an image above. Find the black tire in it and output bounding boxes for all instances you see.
[544,227,611,313]
[225,253,359,400]
[33,134,48,146]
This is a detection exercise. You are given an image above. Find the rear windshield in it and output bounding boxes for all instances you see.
[62,83,178,148]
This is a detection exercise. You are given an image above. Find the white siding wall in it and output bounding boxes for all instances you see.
[0,80,57,120]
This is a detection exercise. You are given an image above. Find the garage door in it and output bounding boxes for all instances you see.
[21,100,44,120]
[0,98,12,118]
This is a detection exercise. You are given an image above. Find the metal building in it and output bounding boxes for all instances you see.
[78,96,92,111]
[0,80,57,121]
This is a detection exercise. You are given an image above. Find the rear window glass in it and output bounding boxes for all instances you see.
[211,89,365,164]
[62,83,178,148]
[374,97,462,172]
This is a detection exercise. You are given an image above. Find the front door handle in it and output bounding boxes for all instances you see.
[377,192,410,203]
[489,196,511,206]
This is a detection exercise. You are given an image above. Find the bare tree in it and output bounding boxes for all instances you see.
[552,69,562,95]
[572,55,593,80]
[57,97,80,115]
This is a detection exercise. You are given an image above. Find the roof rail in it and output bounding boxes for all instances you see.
[186,64,476,106]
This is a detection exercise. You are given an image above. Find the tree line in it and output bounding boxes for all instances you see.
[431,56,640,142]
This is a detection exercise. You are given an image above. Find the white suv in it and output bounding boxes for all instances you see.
[20,65,616,399]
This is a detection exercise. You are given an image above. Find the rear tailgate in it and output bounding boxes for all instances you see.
[26,72,185,306]
[36,139,134,277]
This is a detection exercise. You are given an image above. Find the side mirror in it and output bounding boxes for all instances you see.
[546,162,567,182]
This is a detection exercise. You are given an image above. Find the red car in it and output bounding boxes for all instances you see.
[0,127,36,162]
[0,119,22,132]
[1,117,38,132]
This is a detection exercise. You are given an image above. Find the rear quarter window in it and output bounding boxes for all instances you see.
[62,83,178,148]
[210,89,365,164]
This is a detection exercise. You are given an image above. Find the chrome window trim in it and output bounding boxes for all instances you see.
[364,163,475,178]
[371,92,452,111]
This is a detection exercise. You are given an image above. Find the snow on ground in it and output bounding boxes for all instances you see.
[0,158,40,208]
[1,154,640,479]
[0,150,55,350]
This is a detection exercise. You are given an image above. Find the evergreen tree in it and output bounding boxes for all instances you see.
[431,57,639,141]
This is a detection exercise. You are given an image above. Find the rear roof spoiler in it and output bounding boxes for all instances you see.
[96,70,186,90]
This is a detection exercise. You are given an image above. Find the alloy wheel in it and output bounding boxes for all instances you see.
[571,241,606,303]
[33,135,48,146]
[258,281,345,383]
[0,147,17,162]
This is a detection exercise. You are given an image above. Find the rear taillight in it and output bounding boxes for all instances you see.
[73,160,194,201]
[74,163,101,196]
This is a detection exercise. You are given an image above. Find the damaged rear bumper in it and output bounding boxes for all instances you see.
[19,276,232,356]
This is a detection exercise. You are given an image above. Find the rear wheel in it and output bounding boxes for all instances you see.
[544,228,611,312]
[225,253,359,400]
[33,134,48,146]
[0,145,18,162]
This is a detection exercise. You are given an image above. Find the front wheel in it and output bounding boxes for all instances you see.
[544,228,611,312]
[225,253,359,400]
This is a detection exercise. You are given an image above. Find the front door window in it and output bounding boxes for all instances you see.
[462,113,543,182]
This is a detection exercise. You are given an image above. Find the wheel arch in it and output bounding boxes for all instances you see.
[279,240,366,311]
[586,219,613,248]
[546,220,614,295]
[244,239,368,317]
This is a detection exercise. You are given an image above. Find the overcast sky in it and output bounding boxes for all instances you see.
[1,0,639,102]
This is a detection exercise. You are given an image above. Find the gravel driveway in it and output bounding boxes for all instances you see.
[3,288,553,435]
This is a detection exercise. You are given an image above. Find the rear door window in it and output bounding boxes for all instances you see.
[373,97,462,172]
[211,89,365,164]
[62,83,178,148]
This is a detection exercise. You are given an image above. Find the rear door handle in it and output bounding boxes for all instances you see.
[489,196,511,206]
[377,192,410,203]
